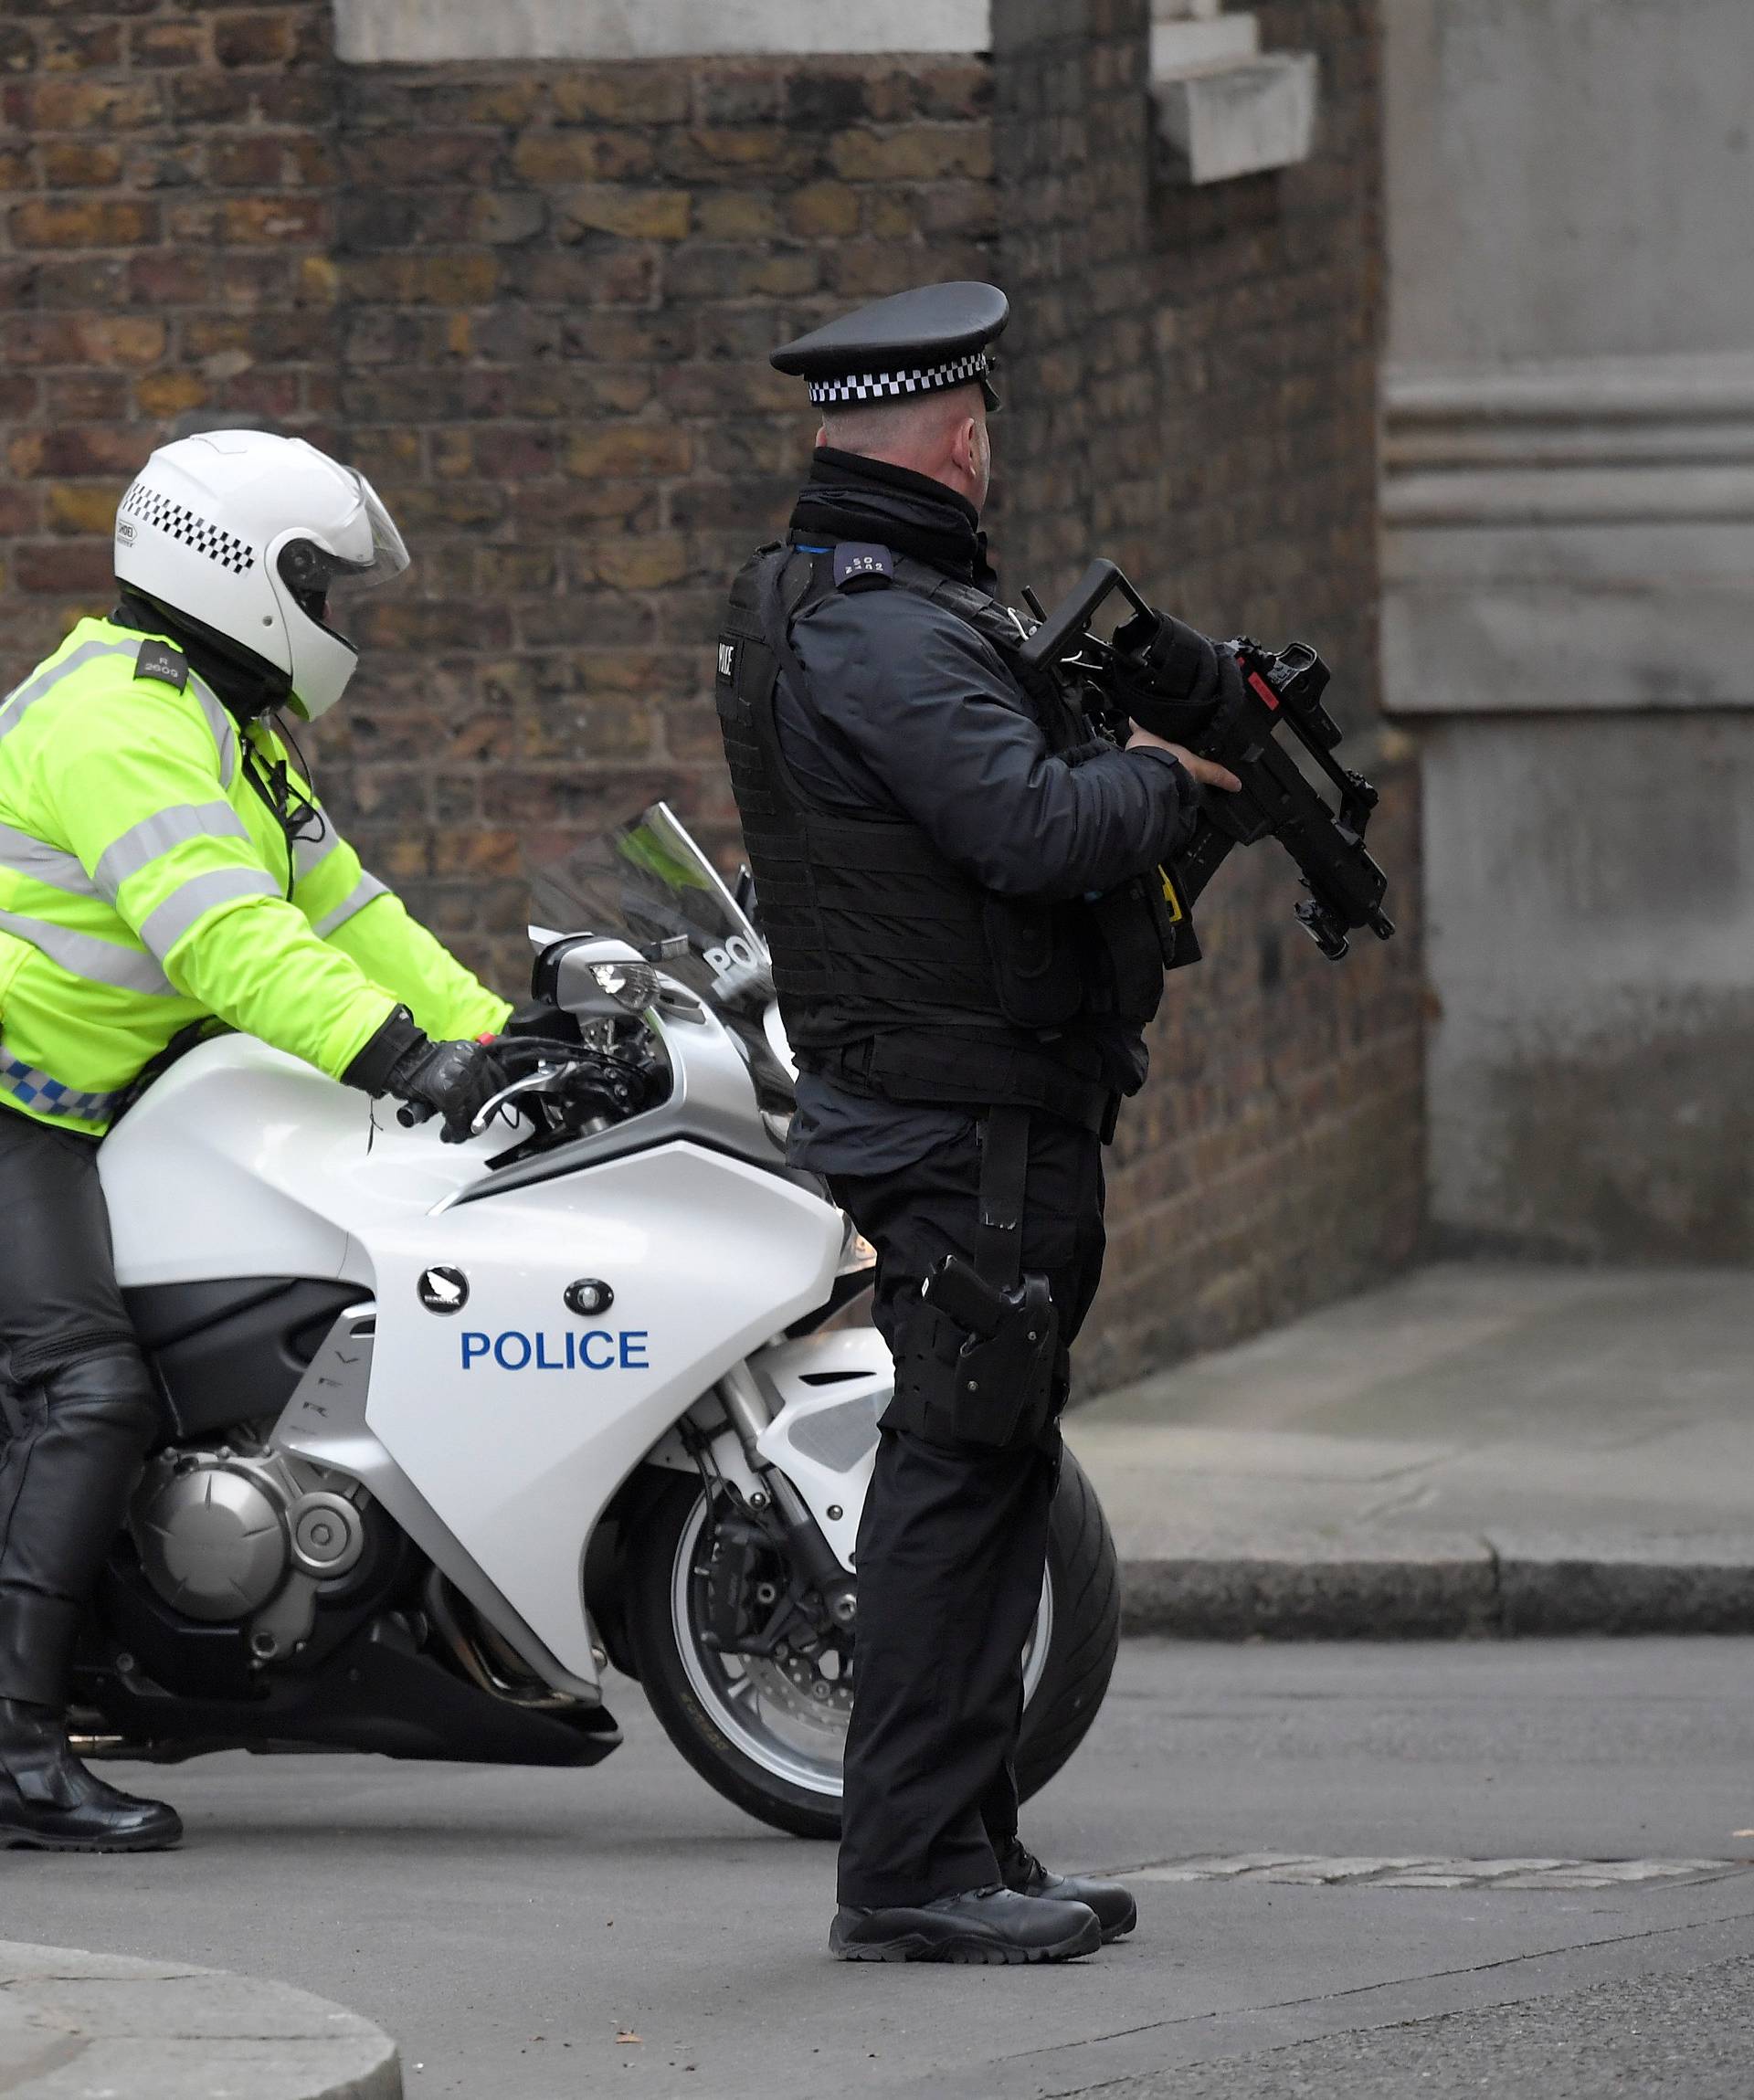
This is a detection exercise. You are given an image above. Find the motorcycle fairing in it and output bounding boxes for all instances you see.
[358,1141,839,1686]
[273,1303,600,1704]
[100,1035,495,1289]
[124,1276,362,1441]
[644,1327,892,1576]
[753,1331,891,1572]
[101,1035,844,1690]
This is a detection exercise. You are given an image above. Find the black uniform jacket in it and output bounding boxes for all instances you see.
[776,449,1198,1175]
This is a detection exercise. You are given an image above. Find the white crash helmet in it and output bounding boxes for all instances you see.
[112,429,409,722]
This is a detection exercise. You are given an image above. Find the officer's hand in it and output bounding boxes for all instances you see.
[343,1007,512,1143]
[387,1036,510,1144]
[1128,725,1242,793]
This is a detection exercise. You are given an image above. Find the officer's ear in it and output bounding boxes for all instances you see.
[951,409,991,509]
[816,422,829,450]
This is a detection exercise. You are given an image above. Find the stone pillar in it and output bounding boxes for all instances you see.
[1382,0,1754,1259]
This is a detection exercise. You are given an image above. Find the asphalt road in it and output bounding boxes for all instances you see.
[10,1639,1754,2098]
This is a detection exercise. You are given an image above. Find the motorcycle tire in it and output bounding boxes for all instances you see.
[623,1448,1122,1841]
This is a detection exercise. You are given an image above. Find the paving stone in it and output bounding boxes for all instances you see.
[1119,1855,1745,1894]
[1254,1857,1439,1885]
[1127,1852,1318,1882]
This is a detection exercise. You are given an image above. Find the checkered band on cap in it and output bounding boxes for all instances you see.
[808,350,991,406]
[120,480,256,575]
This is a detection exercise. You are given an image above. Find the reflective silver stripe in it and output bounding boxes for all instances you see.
[93,801,250,900]
[0,908,174,995]
[138,865,280,959]
[0,820,98,900]
[0,639,236,788]
[0,640,139,744]
[189,676,238,790]
[0,1043,125,1124]
[313,872,389,937]
[292,808,341,881]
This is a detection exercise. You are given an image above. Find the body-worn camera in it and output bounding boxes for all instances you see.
[1016,560,1395,966]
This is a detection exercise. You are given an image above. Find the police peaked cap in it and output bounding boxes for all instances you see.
[772,281,1009,411]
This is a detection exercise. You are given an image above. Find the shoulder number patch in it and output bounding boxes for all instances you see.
[833,543,893,593]
[133,638,189,692]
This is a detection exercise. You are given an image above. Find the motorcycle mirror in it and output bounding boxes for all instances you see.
[535,934,659,1020]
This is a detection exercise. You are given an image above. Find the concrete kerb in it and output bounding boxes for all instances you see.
[1119,1549,1754,1641]
[0,1942,400,2100]
[1081,1263,1754,1641]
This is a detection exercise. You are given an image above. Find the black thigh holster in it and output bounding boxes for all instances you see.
[883,1107,1060,1451]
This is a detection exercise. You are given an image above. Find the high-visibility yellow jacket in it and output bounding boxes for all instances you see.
[0,616,510,1135]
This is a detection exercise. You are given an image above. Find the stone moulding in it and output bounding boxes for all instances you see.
[1381,353,1754,716]
[331,0,995,61]
[1385,354,1754,527]
[1151,8,1318,185]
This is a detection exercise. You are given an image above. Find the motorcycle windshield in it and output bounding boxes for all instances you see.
[528,802,776,1025]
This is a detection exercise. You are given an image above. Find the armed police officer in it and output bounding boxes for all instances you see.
[718,283,1242,1962]
[0,430,513,1852]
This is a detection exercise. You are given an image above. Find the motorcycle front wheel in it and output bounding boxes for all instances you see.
[623,1449,1121,1841]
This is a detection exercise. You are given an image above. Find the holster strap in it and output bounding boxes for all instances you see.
[975,1105,1030,1293]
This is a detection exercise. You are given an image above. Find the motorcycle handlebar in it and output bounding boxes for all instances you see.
[468,1062,590,1135]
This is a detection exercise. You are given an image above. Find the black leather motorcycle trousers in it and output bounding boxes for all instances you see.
[0,1108,162,1709]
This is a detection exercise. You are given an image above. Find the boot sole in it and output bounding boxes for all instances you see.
[833,1921,1102,1965]
[1,1823,182,1854]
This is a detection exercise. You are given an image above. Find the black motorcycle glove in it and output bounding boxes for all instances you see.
[343,1005,508,1144]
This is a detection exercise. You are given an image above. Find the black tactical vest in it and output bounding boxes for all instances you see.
[716,540,1173,1133]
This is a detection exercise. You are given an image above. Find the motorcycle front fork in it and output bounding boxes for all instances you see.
[716,1363,856,1631]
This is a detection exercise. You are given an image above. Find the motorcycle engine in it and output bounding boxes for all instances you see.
[129,1432,370,1664]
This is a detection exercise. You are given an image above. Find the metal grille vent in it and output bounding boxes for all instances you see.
[786,1388,887,1472]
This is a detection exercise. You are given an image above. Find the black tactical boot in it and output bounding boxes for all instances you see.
[0,1699,182,1852]
[830,1883,1101,1964]
[999,1840,1137,1943]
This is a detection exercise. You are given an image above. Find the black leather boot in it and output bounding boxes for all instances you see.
[999,1840,1137,1942]
[0,1699,182,1852]
[830,1883,1101,1963]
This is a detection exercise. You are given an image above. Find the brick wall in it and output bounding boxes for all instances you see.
[0,4,337,649]
[323,45,995,964]
[993,0,1421,1385]
[0,2,994,975]
[0,0,1420,1388]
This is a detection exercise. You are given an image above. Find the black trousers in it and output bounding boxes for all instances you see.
[0,1108,162,1708]
[829,1114,1105,1910]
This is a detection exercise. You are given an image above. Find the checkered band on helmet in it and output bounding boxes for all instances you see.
[119,480,256,575]
[808,350,991,406]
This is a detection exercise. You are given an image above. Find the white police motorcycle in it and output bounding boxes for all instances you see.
[80,806,1120,1838]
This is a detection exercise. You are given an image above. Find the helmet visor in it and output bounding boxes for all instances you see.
[349,470,410,590]
[275,472,410,628]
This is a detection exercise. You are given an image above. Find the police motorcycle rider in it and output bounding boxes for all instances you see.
[0,429,512,1851]
[718,282,1243,1963]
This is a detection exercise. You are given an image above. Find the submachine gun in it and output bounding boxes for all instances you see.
[1017,560,1396,966]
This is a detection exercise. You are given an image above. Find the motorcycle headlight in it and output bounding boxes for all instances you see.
[586,961,658,1012]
